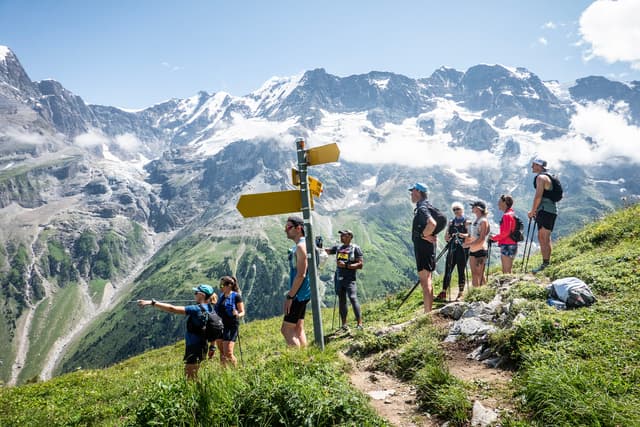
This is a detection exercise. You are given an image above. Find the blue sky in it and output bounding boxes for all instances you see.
[1,0,639,109]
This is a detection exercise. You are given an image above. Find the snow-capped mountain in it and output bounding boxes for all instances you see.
[1,44,639,384]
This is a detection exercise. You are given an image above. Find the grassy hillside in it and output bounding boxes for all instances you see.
[1,203,638,426]
[59,207,421,375]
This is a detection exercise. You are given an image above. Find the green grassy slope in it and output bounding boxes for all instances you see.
[2,204,638,426]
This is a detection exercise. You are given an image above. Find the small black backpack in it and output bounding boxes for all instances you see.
[426,202,448,235]
[509,214,525,242]
[187,304,224,341]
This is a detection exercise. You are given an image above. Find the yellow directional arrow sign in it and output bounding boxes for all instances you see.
[306,143,340,166]
[291,169,323,198]
[236,190,304,218]
[308,176,323,197]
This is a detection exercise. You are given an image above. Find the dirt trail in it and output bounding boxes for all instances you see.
[347,355,437,427]
[346,316,513,427]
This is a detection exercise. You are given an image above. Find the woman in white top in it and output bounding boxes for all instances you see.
[463,200,490,287]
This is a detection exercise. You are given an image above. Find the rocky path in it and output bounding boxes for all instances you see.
[345,312,513,427]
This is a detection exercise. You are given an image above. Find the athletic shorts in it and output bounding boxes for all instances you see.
[283,298,310,324]
[499,244,518,258]
[221,323,239,342]
[469,249,488,258]
[414,240,436,272]
[535,210,557,232]
[184,342,207,364]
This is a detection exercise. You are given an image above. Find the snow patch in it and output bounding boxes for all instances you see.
[369,78,390,90]
[0,45,11,62]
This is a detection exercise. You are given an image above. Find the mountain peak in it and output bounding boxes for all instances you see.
[0,45,14,62]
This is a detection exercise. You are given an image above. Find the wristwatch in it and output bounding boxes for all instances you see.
[286,294,294,300]
[151,299,156,306]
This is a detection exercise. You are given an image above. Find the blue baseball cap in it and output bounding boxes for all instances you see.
[408,182,428,193]
[192,284,214,296]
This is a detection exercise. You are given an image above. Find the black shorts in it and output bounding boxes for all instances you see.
[184,342,207,364]
[469,249,488,258]
[414,240,435,272]
[221,323,239,342]
[283,298,310,324]
[536,210,557,232]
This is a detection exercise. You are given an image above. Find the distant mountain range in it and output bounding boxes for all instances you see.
[1,44,639,385]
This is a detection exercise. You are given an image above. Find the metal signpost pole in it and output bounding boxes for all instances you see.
[295,138,325,350]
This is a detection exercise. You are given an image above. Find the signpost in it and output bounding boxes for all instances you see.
[236,138,340,349]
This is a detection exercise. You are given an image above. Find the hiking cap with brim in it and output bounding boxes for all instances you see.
[338,229,354,236]
[532,158,547,169]
[192,284,214,296]
[408,182,428,192]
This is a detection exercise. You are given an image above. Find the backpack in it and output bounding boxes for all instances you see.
[534,173,563,202]
[426,202,448,235]
[547,277,596,309]
[509,213,525,242]
[187,303,224,341]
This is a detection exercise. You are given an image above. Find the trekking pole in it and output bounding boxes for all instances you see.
[521,218,532,274]
[398,279,421,309]
[486,241,492,284]
[331,294,337,330]
[331,271,338,330]
[435,241,450,263]
[524,221,537,273]
[236,329,244,367]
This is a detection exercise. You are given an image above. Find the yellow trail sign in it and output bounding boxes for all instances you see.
[291,169,323,198]
[306,143,340,166]
[237,190,311,218]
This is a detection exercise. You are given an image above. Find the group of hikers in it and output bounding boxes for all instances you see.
[410,157,560,312]
[138,157,560,378]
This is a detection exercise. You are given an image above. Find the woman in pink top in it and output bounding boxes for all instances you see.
[490,194,518,274]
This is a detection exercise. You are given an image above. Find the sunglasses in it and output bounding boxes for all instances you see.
[453,208,462,212]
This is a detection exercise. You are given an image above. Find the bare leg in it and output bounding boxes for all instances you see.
[418,269,433,312]
[184,363,199,380]
[501,255,514,274]
[538,227,552,262]
[223,341,237,367]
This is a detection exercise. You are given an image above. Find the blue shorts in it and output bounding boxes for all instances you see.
[499,244,518,258]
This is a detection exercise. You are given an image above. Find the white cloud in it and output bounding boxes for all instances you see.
[538,37,548,46]
[73,129,110,148]
[161,61,184,72]
[542,21,557,29]
[579,0,640,68]
[2,128,52,145]
[537,101,640,166]
[114,133,142,152]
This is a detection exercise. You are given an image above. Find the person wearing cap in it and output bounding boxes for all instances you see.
[491,195,518,274]
[325,229,364,330]
[137,284,218,380]
[409,182,438,312]
[281,215,311,348]
[463,201,490,288]
[528,158,557,273]
[438,202,470,301]
[214,276,245,367]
